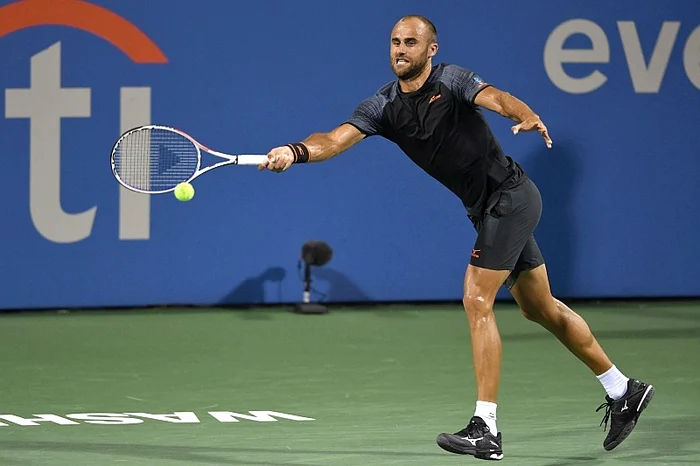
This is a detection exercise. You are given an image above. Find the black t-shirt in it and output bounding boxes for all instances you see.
[345,63,525,216]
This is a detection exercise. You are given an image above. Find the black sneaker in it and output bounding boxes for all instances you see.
[436,416,503,461]
[596,378,655,451]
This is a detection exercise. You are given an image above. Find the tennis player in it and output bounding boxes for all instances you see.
[259,15,654,460]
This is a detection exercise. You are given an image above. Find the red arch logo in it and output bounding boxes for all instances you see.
[0,0,167,63]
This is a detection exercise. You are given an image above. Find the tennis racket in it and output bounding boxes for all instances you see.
[110,125,267,194]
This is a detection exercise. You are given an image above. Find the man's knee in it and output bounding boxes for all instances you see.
[462,265,510,319]
[519,307,538,322]
[510,266,560,323]
[516,291,545,321]
[518,294,562,325]
[462,293,494,318]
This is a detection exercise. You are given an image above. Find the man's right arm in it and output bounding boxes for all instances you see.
[258,124,365,172]
[302,124,367,163]
[259,93,386,172]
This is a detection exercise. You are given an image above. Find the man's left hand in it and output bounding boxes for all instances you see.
[512,116,552,149]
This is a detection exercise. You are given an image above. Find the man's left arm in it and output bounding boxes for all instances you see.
[474,87,552,148]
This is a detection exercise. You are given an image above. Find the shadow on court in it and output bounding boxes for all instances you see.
[0,456,31,465]
[510,415,700,465]
[573,304,700,323]
[0,441,447,465]
[501,325,700,342]
[613,415,700,463]
[509,455,602,466]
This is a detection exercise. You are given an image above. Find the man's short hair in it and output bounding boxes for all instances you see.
[399,15,438,43]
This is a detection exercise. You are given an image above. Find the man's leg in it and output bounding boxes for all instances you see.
[437,178,541,461]
[509,263,613,374]
[462,264,511,404]
[436,264,509,461]
[509,262,655,451]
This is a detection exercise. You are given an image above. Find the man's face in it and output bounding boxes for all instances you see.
[389,19,436,80]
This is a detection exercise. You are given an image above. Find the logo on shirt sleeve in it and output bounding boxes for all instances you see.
[473,75,487,87]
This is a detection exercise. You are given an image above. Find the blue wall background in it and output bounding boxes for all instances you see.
[1,0,698,310]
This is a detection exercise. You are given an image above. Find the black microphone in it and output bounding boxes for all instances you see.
[301,240,333,266]
[295,240,333,314]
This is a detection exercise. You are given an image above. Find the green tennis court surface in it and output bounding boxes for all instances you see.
[1,301,698,465]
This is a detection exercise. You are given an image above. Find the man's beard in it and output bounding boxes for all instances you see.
[391,56,428,80]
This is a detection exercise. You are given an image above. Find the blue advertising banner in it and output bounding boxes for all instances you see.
[1,0,698,309]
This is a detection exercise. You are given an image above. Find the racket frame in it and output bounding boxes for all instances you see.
[110,125,266,194]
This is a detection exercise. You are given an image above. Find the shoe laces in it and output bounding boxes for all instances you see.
[596,399,613,432]
[457,418,489,438]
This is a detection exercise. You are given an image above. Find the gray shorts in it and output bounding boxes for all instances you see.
[468,177,545,289]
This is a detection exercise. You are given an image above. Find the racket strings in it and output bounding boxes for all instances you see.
[113,128,199,192]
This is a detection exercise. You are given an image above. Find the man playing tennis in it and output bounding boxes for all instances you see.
[259,15,654,461]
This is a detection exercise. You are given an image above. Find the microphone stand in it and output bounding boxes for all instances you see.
[294,261,329,315]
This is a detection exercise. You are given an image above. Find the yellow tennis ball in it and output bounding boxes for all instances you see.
[174,182,195,201]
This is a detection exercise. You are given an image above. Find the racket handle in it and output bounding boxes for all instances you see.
[237,155,268,165]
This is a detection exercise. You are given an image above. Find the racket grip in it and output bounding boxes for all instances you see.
[237,155,268,165]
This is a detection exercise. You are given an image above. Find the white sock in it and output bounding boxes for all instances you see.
[474,401,498,434]
[596,365,630,400]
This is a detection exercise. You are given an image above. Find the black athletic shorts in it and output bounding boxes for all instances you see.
[468,177,545,289]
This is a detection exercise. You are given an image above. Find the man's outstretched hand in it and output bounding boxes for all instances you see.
[258,146,295,172]
[512,116,552,149]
